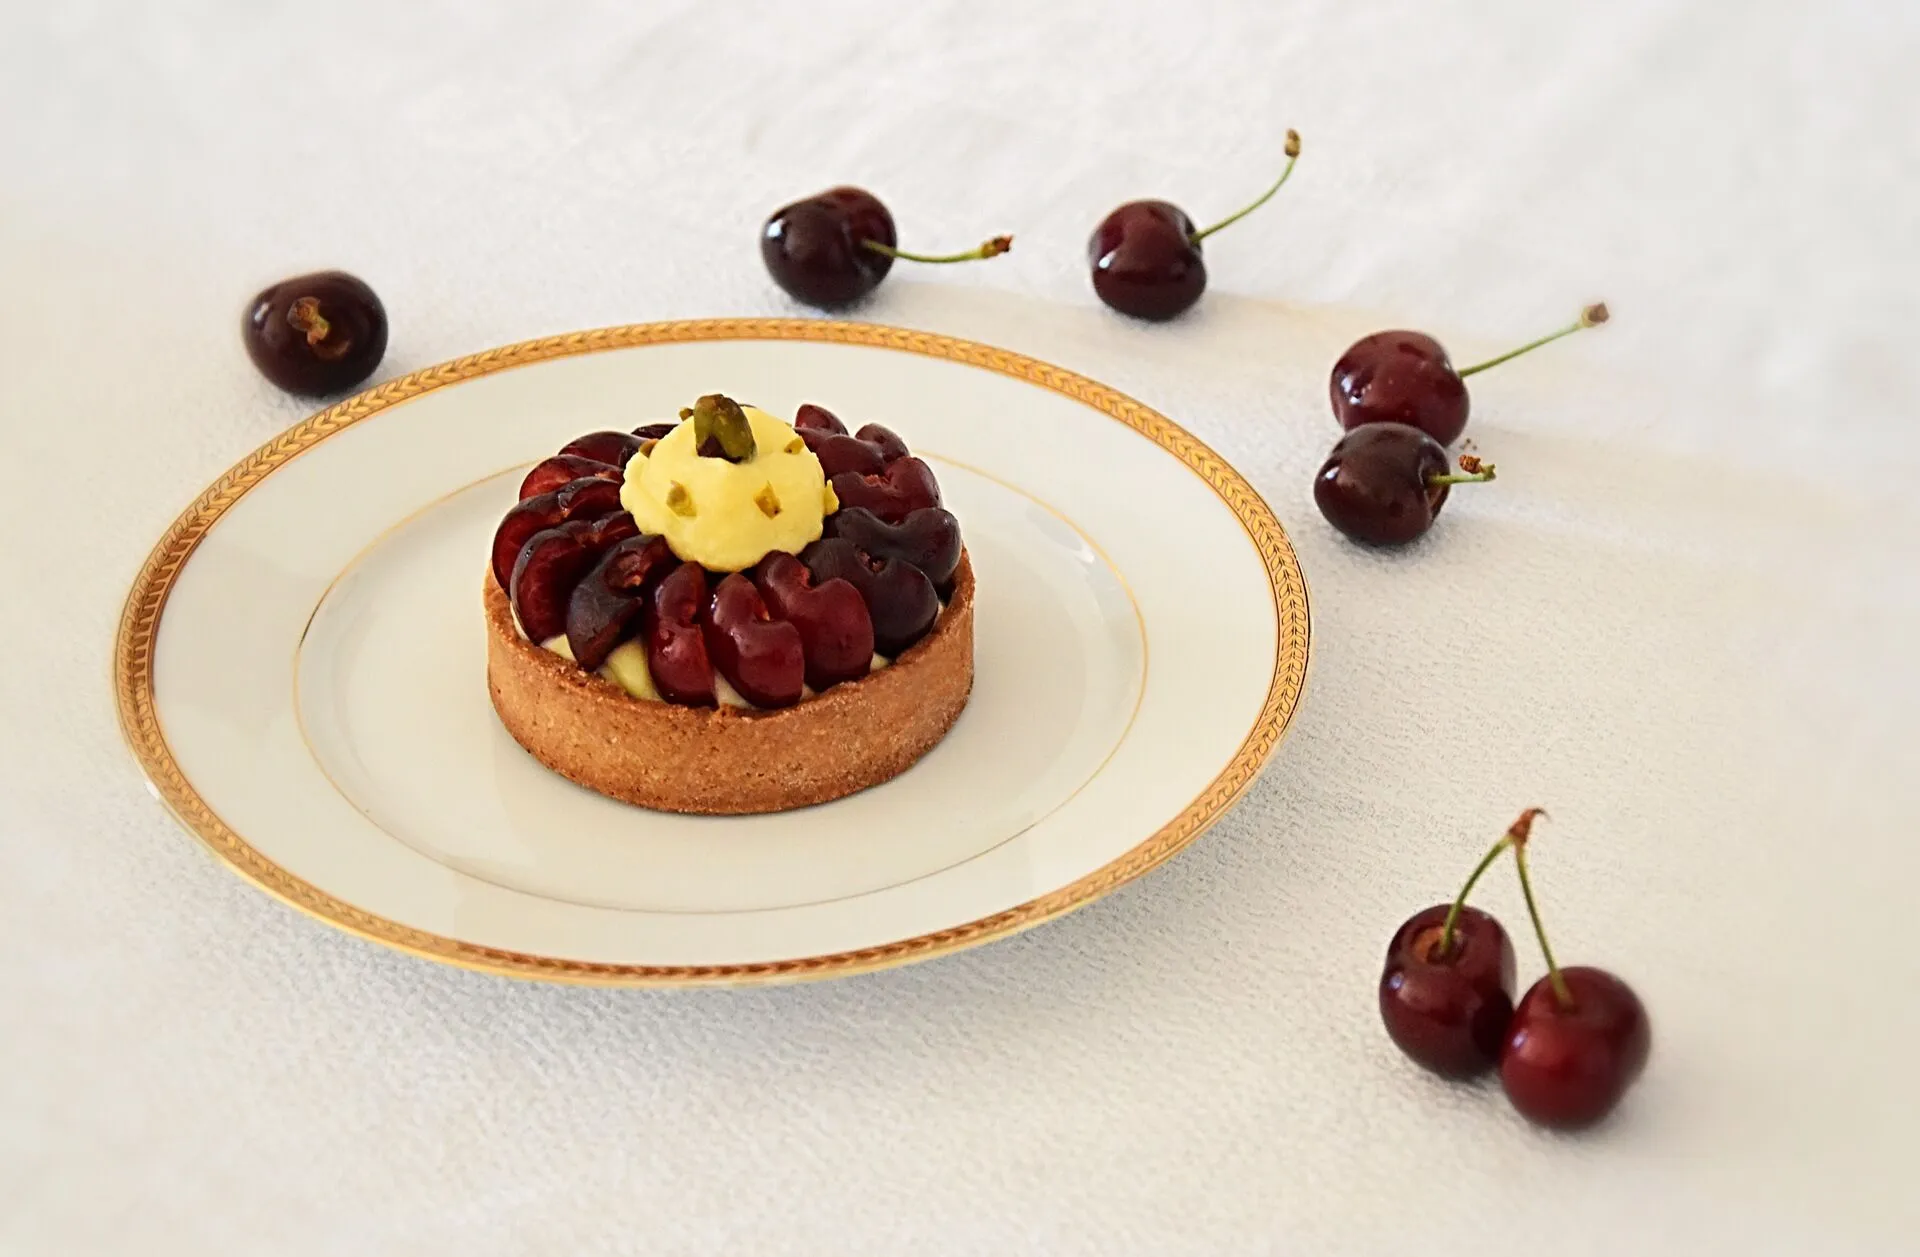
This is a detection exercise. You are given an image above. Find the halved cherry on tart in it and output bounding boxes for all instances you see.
[829,456,942,523]
[702,573,807,709]
[510,514,639,642]
[800,427,887,478]
[754,553,874,690]
[794,405,912,477]
[854,423,909,464]
[558,430,644,466]
[490,476,626,590]
[566,535,679,669]
[801,536,940,657]
[826,506,962,594]
[644,562,716,707]
[794,403,846,434]
[520,454,623,500]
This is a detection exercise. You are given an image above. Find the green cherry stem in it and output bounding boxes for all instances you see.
[1507,808,1574,1008]
[1428,467,1497,487]
[1458,303,1610,378]
[862,235,1013,265]
[1436,836,1513,957]
[1428,454,1498,489]
[1189,128,1303,244]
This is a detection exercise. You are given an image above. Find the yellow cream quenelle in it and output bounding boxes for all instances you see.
[622,396,839,572]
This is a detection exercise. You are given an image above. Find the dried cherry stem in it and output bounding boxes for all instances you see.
[1190,128,1303,244]
[1506,808,1573,1008]
[286,296,332,346]
[862,235,1013,264]
[1459,303,1609,378]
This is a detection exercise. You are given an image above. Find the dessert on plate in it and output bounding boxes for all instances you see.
[485,394,973,814]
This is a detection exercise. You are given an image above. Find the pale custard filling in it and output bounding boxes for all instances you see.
[621,405,836,573]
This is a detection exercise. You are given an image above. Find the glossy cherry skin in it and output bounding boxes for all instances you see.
[829,456,942,524]
[1500,967,1651,1129]
[520,454,622,500]
[854,423,909,464]
[559,431,644,467]
[793,403,847,434]
[1313,423,1454,546]
[632,422,677,441]
[799,427,886,479]
[565,535,678,670]
[490,477,624,590]
[1331,331,1470,446]
[826,506,961,593]
[801,537,940,656]
[242,270,388,396]
[1379,904,1518,1078]
[702,573,806,708]
[1088,201,1205,321]
[754,553,874,691]
[510,515,638,643]
[761,187,898,308]
[644,563,716,707]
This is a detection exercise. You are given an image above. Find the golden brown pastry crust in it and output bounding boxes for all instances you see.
[485,554,974,814]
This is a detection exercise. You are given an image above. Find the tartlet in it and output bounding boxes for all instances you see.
[485,395,973,815]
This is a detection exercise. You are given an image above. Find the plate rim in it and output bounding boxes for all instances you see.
[114,318,1311,986]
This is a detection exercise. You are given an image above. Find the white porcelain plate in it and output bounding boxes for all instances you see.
[116,321,1309,984]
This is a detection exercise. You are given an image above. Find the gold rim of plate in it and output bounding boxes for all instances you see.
[113,318,1311,986]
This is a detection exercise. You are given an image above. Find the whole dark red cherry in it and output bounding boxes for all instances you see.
[1089,129,1300,321]
[1331,304,1609,445]
[1501,968,1650,1130]
[242,270,388,396]
[1380,904,1517,1078]
[1313,423,1494,546]
[761,187,1012,308]
[1497,821,1650,1129]
[1378,809,1538,1077]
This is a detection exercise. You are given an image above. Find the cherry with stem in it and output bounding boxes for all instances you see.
[761,186,1013,308]
[1499,814,1652,1130]
[1088,129,1302,321]
[1315,424,1496,546]
[1330,303,1609,445]
[1377,810,1542,1078]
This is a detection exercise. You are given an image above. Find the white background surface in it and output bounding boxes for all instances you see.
[3,1,1915,1253]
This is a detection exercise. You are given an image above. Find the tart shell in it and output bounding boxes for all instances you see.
[485,554,974,815]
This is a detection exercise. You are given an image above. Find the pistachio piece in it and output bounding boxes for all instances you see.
[753,483,781,518]
[691,393,756,463]
[665,482,696,518]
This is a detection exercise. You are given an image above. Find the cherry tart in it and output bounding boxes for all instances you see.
[484,402,974,815]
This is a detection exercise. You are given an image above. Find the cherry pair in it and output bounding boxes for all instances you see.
[1314,305,1607,546]
[1379,809,1650,1130]
[762,131,1304,317]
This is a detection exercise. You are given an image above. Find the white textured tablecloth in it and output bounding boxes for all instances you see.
[4,2,1916,1253]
